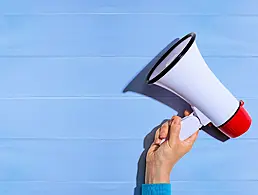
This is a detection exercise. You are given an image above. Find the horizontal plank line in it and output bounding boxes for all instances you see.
[0,180,257,183]
[1,55,258,58]
[0,137,256,141]
[4,13,258,17]
[0,96,256,100]
[1,55,258,59]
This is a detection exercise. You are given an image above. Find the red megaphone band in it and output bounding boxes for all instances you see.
[219,100,252,138]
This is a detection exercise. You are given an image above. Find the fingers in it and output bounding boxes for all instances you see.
[184,110,191,116]
[184,130,199,144]
[153,121,169,145]
[152,112,196,148]
[159,121,169,139]
[148,128,161,153]
[154,127,161,144]
[148,122,169,153]
[168,116,181,144]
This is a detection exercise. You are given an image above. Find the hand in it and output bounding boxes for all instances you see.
[145,111,199,184]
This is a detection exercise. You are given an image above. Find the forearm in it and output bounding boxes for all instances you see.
[142,114,197,195]
[142,161,172,195]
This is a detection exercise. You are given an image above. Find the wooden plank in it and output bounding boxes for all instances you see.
[0,57,257,98]
[2,15,258,57]
[0,139,257,182]
[0,181,257,195]
[0,99,256,139]
[1,0,258,14]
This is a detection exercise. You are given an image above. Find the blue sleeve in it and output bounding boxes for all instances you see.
[142,183,171,195]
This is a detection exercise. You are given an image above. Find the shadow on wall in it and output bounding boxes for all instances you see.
[122,37,230,142]
[133,120,168,195]
[122,38,230,195]
[123,38,190,117]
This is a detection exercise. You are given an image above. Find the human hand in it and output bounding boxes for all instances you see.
[145,111,199,184]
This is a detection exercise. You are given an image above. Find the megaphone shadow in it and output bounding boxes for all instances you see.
[123,38,230,142]
[123,38,230,195]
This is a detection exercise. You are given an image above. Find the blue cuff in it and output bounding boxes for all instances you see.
[142,183,171,195]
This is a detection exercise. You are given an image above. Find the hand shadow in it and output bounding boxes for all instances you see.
[122,38,230,195]
[133,120,168,195]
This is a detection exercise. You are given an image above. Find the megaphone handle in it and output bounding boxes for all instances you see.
[179,115,202,141]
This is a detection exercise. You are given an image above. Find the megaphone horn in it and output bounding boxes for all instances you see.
[146,32,252,141]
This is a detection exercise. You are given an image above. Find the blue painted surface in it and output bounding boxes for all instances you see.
[0,1,257,194]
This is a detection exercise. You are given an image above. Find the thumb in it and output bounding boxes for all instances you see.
[184,130,199,145]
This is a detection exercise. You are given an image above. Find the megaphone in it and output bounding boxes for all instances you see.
[146,32,252,141]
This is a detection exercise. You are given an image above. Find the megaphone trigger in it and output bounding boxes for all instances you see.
[179,115,202,141]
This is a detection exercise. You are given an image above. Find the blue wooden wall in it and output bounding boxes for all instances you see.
[0,1,257,194]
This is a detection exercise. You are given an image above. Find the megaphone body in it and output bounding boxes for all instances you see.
[146,32,252,140]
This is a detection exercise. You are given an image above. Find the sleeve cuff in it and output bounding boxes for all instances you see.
[142,183,171,195]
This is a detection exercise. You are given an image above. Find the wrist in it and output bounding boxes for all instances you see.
[145,163,171,184]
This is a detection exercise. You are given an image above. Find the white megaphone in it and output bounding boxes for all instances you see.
[146,32,252,141]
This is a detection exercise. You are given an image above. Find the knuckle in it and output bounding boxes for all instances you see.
[173,116,181,120]
[168,141,177,148]
[161,122,168,129]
